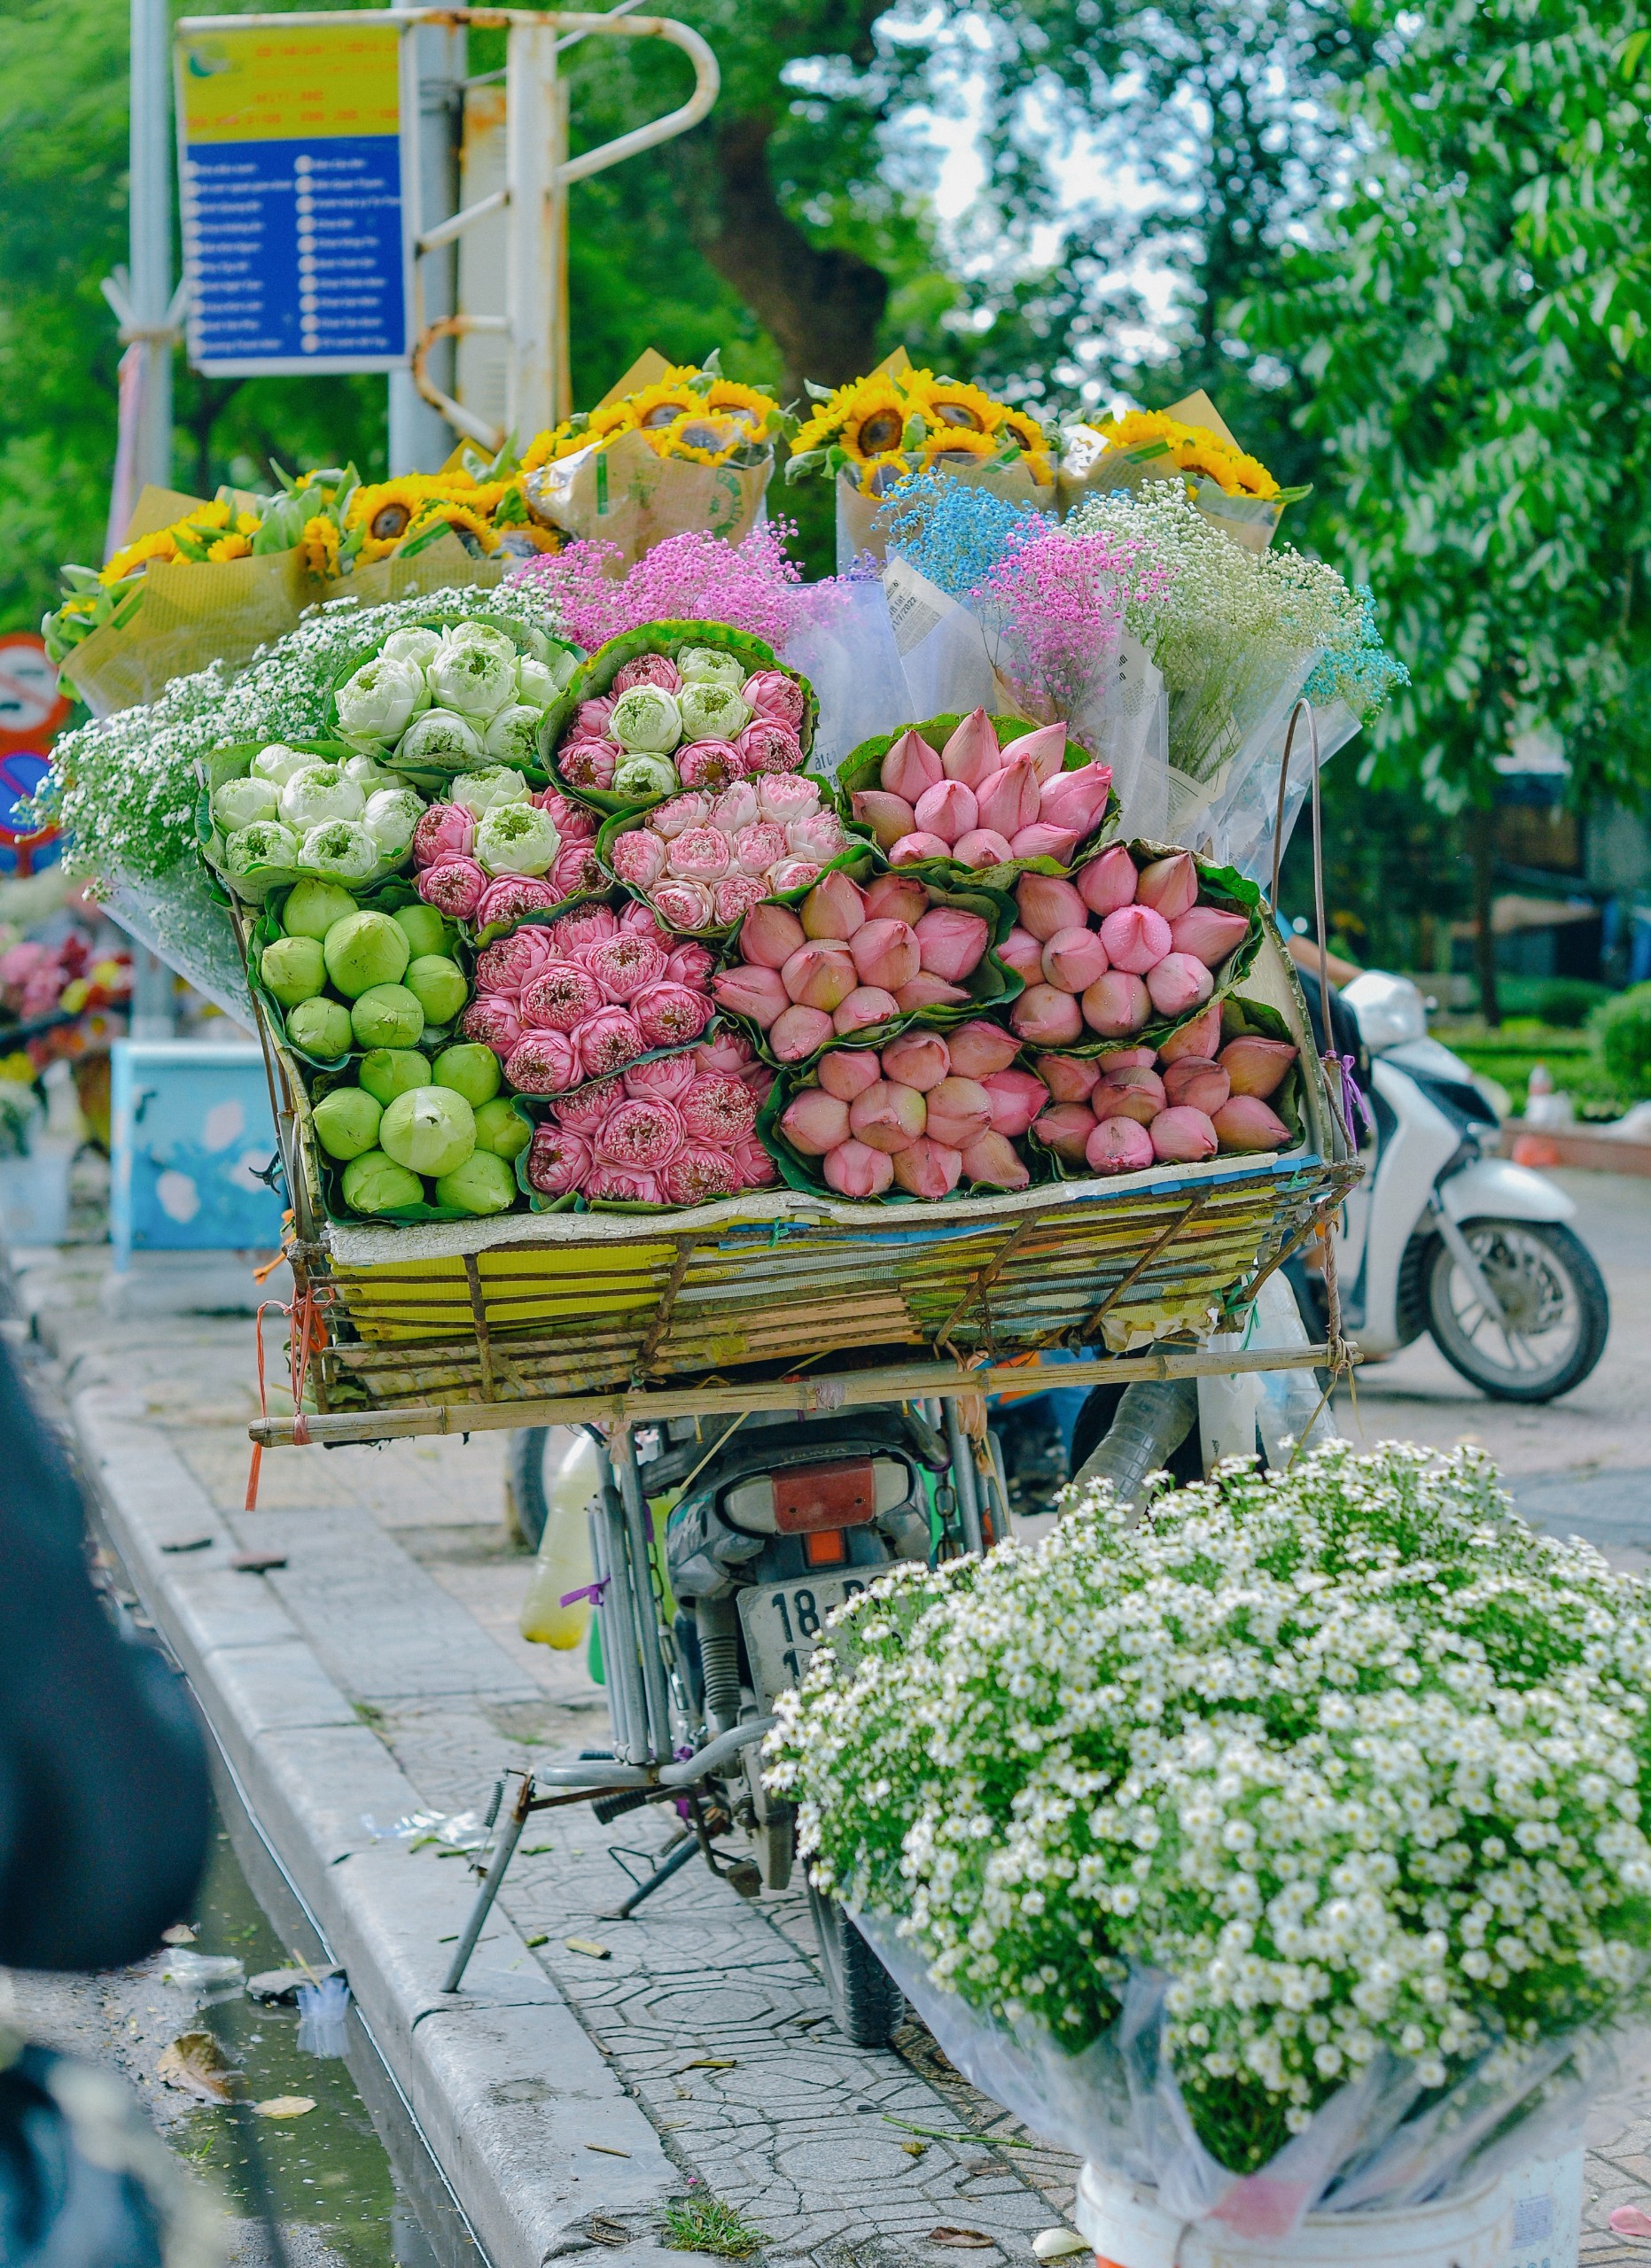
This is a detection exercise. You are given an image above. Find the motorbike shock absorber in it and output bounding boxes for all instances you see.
[696,1596,742,1736]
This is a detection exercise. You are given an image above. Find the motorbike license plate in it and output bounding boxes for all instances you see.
[737,1573,869,1707]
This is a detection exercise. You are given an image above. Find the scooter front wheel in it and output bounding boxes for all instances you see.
[1425,1219,1608,1402]
[807,1883,903,2048]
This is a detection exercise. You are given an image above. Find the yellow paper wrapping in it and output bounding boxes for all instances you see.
[1055,392,1288,553]
[323,529,510,609]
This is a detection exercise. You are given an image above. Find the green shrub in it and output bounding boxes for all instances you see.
[1507,976,1612,1029]
[1593,983,1651,1099]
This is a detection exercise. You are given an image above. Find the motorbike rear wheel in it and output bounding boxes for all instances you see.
[807,1884,903,2048]
[1425,1219,1608,1402]
[505,1427,551,1550]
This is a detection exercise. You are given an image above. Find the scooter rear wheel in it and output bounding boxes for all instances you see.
[1426,1219,1608,1402]
[807,1884,903,2048]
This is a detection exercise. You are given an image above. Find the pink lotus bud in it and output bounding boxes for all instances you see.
[817,1047,884,1102]
[1033,1104,1097,1162]
[736,721,805,776]
[505,1029,582,1094]
[666,826,732,884]
[729,1138,779,1190]
[476,928,555,996]
[527,1123,590,1195]
[1037,761,1114,840]
[1150,1107,1218,1163]
[881,1029,951,1092]
[413,804,475,869]
[477,875,559,931]
[625,1052,697,1103]
[982,1068,1048,1139]
[1035,1053,1100,1103]
[1093,1070,1166,1126]
[947,1021,1022,1078]
[834,986,899,1036]
[803,870,867,940]
[693,1029,755,1076]
[1010,983,1084,1046]
[1169,905,1251,968]
[880,727,944,801]
[996,722,1069,783]
[850,790,915,850]
[650,880,714,931]
[584,1165,662,1204]
[864,873,930,925]
[997,926,1047,981]
[849,1081,926,1154]
[1041,926,1110,995]
[729,820,788,876]
[574,695,614,738]
[557,741,618,793]
[769,1003,837,1062]
[782,942,858,1012]
[939,708,1001,788]
[573,1006,645,1080]
[613,653,681,695]
[534,788,596,840]
[890,832,953,865]
[850,917,921,992]
[960,1132,1031,1190]
[976,757,1040,839]
[1219,1037,1298,1099]
[1080,971,1152,1037]
[552,904,620,951]
[924,1075,993,1151]
[711,875,767,928]
[1147,951,1215,1020]
[739,904,807,970]
[1099,904,1172,975]
[822,1139,893,1199]
[951,829,1016,870]
[586,933,668,1004]
[1009,822,1079,864]
[1086,1117,1154,1176]
[895,975,969,1010]
[632,983,713,1049]
[459,996,524,1060]
[651,793,711,841]
[1135,852,1199,922]
[595,1098,684,1169]
[742,669,807,731]
[417,857,488,919]
[1016,873,1088,942]
[892,1137,963,1200]
[551,842,605,899]
[552,1075,623,1133]
[1075,845,1139,918]
[1163,1059,1231,1115]
[914,780,977,845]
[767,858,822,894]
[787,811,847,862]
[675,740,745,792]
[1158,1001,1225,1064]
[780,1088,852,1156]
[755,773,820,826]
[711,781,760,833]
[522,962,604,1032]
[661,1146,740,1205]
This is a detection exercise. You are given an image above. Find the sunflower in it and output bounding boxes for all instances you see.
[99,526,180,584]
[347,475,443,550]
[626,378,702,432]
[401,498,500,556]
[997,406,1047,456]
[651,411,748,465]
[790,377,861,454]
[703,378,783,439]
[1023,450,1055,488]
[1177,438,1280,499]
[836,378,911,463]
[907,374,1004,436]
[300,514,341,579]
[917,426,998,470]
[854,451,915,499]
[1095,409,1180,453]
[587,398,641,443]
[206,532,253,562]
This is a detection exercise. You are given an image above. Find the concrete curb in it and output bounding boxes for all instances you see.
[73,1381,686,2268]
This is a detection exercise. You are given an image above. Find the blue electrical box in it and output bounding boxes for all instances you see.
[109,1042,285,1265]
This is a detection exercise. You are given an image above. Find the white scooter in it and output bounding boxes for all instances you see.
[1289,969,1608,1402]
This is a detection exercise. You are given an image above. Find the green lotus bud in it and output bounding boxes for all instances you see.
[340,1150,425,1215]
[350,984,425,1050]
[433,1043,501,1107]
[452,765,529,818]
[395,709,484,770]
[285,996,354,1058]
[359,1049,433,1105]
[280,762,365,833]
[676,646,745,690]
[342,752,397,793]
[445,620,518,659]
[403,954,468,1024]
[391,903,452,959]
[516,656,563,708]
[335,655,430,751]
[260,934,325,1007]
[362,788,424,858]
[323,910,410,998]
[676,680,751,743]
[482,706,541,769]
[221,819,299,876]
[213,775,280,831]
[434,1149,517,1216]
[251,742,313,788]
[297,818,378,882]
[284,877,359,939]
[380,625,442,668]
[475,802,560,875]
[611,752,677,802]
[312,1085,384,1161]
[379,1084,476,1177]
[473,1097,530,1160]
[609,684,681,753]
[428,636,518,721]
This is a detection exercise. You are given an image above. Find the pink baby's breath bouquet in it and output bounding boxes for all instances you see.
[976,521,1172,725]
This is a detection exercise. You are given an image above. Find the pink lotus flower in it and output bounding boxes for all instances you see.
[924,1075,993,1151]
[782,942,858,1013]
[1159,1001,1225,1064]
[889,832,953,866]
[551,843,604,899]
[1041,926,1110,995]
[668,940,719,990]
[1219,1037,1297,1099]
[711,875,767,928]
[533,788,596,840]
[951,828,1016,870]
[1033,1104,1096,1162]
[661,1145,741,1204]
[961,1132,1030,1190]
[1171,905,1251,968]
[1099,903,1172,975]
[675,740,746,792]
[650,880,715,931]
[976,756,1040,839]
[914,779,977,845]
[947,1022,1022,1079]
[681,1074,757,1144]
[881,1029,951,1091]
[1075,845,1139,918]
[834,986,899,1036]
[880,727,943,801]
[864,872,930,925]
[1135,851,1198,923]
[743,669,806,730]
[802,870,867,940]
[459,996,524,1059]
[625,1052,697,1102]
[505,1029,581,1093]
[710,781,760,833]
[1086,1117,1154,1176]
[475,928,556,995]
[822,1139,893,1198]
[1149,1106,1218,1163]
[585,933,669,1003]
[1010,983,1084,1046]
[694,1029,756,1077]
[1146,951,1214,1019]
[714,965,788,1027]
[895,975,968,1010]
[556,742,618,791]
[527,1123,590,1195]
[552,904,620,951]
[477,875,559,930]
[781,1088,851,1156]
[413,804,475,869]
[786,810,847,863]
[574,1005,645,1078]
[584,1164,662,1203]
[667,826,733,884]
[892,1137,963,1200]
[1163,1059,1231,1115]
[612,653,681,695]
[817,1047,884,1102]
[574,695,615,737]
[767,858,821,893]
[1080,970,1151,1037]
[1016,872,1088,942]
[633,983,713,1048]
[1037,761,1113,840]
[609,830,669,895]
[1009,821,1079,865]
[939,708,1001,788]
[729,1138,779,1190]
[982,1068,1049,1138]
[768,1003,836,1061]
[417,857,488,919]
[849,1080,926,1153]
[850,791,915,850]
[1095,1045,1156,1073]
[996,722,1069,782]
[755,773,820,826]
[736,905,805,976]
[732,821,789,876]
[552,1074,623,1132]
[736,721,804,776]
[1035,1052,1100,1102]
[521,962,604,1032]
[594,1096,684,1169]
[996,926,1046,982]
[850,918,920,992]
[1092,1070,1166,1126]
[650,793,711,840]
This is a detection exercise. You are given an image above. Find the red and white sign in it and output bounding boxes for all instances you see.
[0,633,70,750]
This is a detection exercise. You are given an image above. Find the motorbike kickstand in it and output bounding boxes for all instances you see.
[602,1827,701,1921]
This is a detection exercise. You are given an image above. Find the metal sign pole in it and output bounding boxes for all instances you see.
[129,0,173,489]
[389,17,465,473]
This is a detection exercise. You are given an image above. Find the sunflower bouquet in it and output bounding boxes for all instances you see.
[1061,396,1311,553]
[326,453,547,609]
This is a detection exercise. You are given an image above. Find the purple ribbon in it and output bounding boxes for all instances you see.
[560,1578,610,1608]
[1333,1052,1373,1140]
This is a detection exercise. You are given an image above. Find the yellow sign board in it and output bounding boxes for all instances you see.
[177,21,400,144]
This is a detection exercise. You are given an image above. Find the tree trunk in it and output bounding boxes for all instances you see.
[1468,804,1500,1027]
[181,377,243,498]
